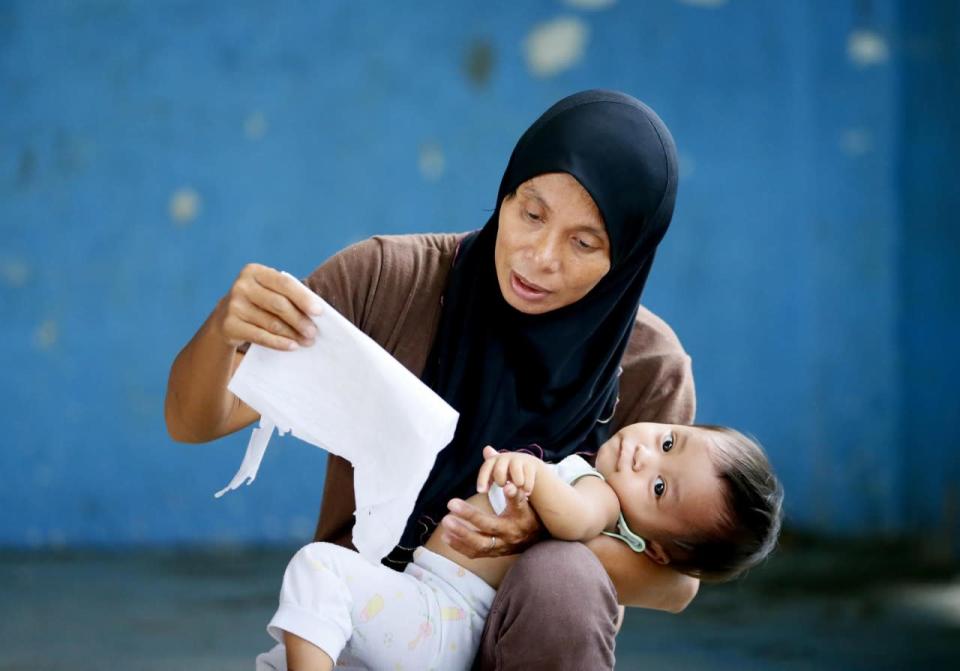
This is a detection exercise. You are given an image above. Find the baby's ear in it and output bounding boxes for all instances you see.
[644,541,671,566]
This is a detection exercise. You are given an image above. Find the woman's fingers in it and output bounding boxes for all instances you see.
[446,499,503,536]
[443,496,541,558]
[218,263,323,351]
[224,315,300,351]
[236,298,307,344]
[439,515,487,558]
[255,266,325,318]
[440,511,505,559]
[247,281,317,342]
[222,315,301,351]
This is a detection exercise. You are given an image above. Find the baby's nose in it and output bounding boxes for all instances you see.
[632,442,656,471]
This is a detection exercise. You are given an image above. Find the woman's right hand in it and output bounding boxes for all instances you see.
[214,263,325,351]
[441,487,545,559]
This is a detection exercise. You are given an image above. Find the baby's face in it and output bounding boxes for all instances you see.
[595,423,727,545]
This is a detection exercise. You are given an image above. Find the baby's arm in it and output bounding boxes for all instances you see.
[476,447,620,542]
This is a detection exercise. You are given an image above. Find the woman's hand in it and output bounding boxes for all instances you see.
[441,490,544,558]
[214,263,324,350]
[438,446,545,558]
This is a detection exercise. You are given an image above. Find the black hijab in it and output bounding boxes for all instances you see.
[397,90,679,551]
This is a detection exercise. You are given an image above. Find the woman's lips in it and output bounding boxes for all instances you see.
[510,271,551,301]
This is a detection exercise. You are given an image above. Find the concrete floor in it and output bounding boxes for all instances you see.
[1,534,957,670]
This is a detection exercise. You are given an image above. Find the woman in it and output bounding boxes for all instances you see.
[166,90,698,669]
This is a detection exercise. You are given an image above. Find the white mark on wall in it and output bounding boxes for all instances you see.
[524,17,589,78]
[169,187,202,226]
[245,111,269,140]
[676,0,728,8]
[840,128,873,156]
[885,581,960,626]
[0,258,30,287]
[289,515,314,539]
[847,30,889,67]
[564,0,616,10]
[679,154,697,180]
[418,142,446,181]
[34,319,58,350]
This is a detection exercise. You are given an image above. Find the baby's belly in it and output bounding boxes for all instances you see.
[422,491,519,590]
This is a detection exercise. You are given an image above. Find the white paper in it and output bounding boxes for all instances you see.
[216,276,459,563]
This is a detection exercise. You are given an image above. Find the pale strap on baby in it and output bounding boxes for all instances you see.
[601,511,647,553]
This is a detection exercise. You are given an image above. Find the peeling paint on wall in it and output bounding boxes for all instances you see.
[848,30,890,67]
[463,38,494,87]
[169,187,202,225]
[0,258,30,287]
[679,154,697,180]
[244,111,268,140]
[418,142,445,181]
[524,17,589,78]
[840,128,874,156]
[34,319,58,350]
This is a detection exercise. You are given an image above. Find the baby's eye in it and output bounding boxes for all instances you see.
[575,238,593,250]
[653,476,666,498]
[525,210,542,222]
[662,434,674,452]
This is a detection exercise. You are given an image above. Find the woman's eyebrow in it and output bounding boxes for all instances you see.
[579,222,607,237]
[521,184,606,236]
[520,186,551,212]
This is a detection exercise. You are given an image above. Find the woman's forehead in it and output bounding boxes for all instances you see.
[518,174,606,233]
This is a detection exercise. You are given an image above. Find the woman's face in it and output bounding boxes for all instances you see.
[494,173,611,315]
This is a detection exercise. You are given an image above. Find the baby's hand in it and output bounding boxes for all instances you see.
[476,446,541,496]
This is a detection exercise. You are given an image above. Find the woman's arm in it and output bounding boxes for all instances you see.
[585,534,699,613]
[164,306,256,443]
[164,264,323,443]
[444,494,699,613]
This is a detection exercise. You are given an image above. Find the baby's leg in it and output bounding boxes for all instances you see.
[283,630,334,671]
[267,542,356,666]
[266,542,453,669]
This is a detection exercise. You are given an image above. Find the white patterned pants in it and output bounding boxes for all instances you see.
[255,542,495,671]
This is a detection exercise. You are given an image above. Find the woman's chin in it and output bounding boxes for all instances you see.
[498,283,555,314]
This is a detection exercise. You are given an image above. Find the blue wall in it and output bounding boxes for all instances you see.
[1,0,956,548]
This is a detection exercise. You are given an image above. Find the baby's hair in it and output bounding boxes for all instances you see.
[665,425,783,583]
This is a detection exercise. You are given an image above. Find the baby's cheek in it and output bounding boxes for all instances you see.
[615,486,645,523]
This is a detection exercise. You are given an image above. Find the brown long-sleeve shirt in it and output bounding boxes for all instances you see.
[303,233,696,547]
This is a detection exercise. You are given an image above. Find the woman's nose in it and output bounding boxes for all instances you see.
[530,234,562,272]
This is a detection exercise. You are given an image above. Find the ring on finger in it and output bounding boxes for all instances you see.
[487,535,497,551]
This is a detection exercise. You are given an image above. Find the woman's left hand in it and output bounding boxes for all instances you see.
[440,487,544,558]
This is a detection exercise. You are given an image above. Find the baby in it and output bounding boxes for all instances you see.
[256,422,783,670]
